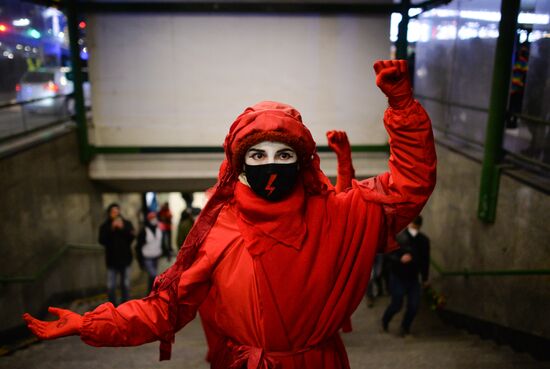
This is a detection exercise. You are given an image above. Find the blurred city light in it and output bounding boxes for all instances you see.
[26,28,41,39]
[12,18,31,27]
[408,8,422,17]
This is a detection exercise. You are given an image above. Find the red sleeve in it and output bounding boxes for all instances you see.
[80,290,174,347]
[80,244,216,347]
[353,101,437,237]
[335,149,355,193]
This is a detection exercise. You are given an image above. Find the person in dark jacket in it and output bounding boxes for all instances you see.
[382,215,430,336]
[98,203,135,305]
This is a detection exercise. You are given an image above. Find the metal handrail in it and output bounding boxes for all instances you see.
[504,150,550,172]
[415,94,489,113]
[430,259,550,277]
[510,112,550,126]
[416,96,550,128]
[432,126,486,148]
[4,243,547,283]
[0,93,73,110]
[0,243,102,284]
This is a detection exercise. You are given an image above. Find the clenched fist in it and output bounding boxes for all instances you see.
[373,60,414,110]
[22,307,82,340]
[326,130,352,159]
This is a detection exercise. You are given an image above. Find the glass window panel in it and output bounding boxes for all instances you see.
[504,0,550,168]
[447,106,488,147]
[0,0,87,139]
[414,0,500,147]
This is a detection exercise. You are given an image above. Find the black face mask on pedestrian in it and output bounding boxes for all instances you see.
[244,163,299,201]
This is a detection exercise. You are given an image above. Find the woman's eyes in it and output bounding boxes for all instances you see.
[278,152,294,160]
[251,152,265,160]
[248,151,295,161]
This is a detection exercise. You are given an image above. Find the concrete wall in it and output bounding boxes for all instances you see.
[0,129,105,333]
[422,145,550,339]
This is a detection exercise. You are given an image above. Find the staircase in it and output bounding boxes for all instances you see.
[0,295,547,369]
[344,296,548,369]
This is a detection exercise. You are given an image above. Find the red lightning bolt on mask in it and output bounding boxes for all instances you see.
[265,173,278,196]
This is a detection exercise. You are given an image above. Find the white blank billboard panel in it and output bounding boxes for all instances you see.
[88,14,391,147]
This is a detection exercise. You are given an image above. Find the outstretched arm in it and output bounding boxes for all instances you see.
[23,246,214,347]
[355,60,437,235]
[327,130,355,193]
[23,307,82,340]
[23,290,175,346]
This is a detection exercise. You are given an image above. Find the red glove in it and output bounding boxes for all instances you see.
[22,307,83,340]
[326,130,355,193]
[373,60,414,110]
[326,130,352,159]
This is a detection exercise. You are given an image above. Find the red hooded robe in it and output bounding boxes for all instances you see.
[79,100,436,369]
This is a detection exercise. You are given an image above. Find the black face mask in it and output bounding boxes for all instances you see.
[244,163,299,201]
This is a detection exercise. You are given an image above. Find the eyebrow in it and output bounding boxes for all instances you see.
[247,148,295,154]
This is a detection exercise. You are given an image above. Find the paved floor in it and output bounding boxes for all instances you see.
[1,293,547,369]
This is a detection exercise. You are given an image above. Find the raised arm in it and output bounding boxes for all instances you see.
[327,130,355,193]
[355,60,436,234]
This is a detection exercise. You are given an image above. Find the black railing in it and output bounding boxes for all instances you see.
[0,93,72,110]
[0,93,79,142]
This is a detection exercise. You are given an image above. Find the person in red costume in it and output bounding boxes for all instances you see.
[23,60,436,369]
[198,129,356,363]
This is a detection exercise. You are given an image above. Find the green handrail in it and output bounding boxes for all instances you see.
[89,144,390,155]
[3,244,548,283]
[66,0,92,164]
[0,243,102,284]
[430,259,550,278]
[510,112,550,126]
[478,0,521,223]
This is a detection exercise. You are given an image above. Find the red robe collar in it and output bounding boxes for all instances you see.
[232,181,307,256]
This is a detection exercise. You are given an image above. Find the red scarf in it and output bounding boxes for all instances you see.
[233,181,307,256]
